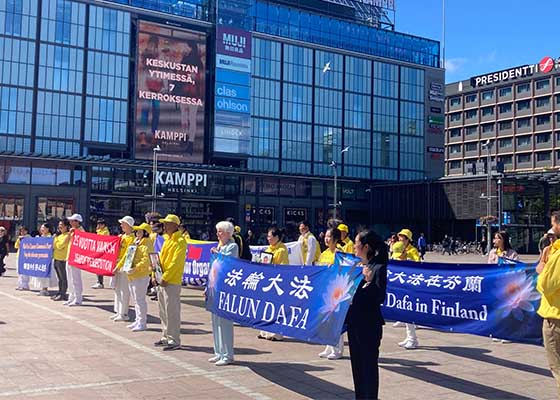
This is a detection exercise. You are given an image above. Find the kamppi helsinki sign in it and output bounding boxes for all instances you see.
[471,56,559,87]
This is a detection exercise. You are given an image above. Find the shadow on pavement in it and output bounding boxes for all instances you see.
[180,344,272,356]
[432,346,552,378]
[237,360,355,398]
[381,357,534,400]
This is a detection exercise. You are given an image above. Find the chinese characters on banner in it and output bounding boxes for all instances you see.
[135,21,207,163]
[384,260,542,344]
[67,230,120,276]
[206,253,364,346]
[17,237,54,278]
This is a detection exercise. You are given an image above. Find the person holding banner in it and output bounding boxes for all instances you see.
[33,223,56,296]
[298,221,320,265]
[258,227,289,341]
[337,224,354,254]
[346,230,388,400]
[15,226,31,291]
[396,228,421,350]
[318,227,346,360]
[51,219,71,301]
[487,231,519,264]
[208,220,239,366]
[64,214,85,306]
[153,214,187,351]
[111,216,135,322]
[126,223,154,332]
[92,219,110,289]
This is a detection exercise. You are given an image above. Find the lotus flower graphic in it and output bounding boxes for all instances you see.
[208,258,224,292]
[319,274,354,316]
[494,271,540,321]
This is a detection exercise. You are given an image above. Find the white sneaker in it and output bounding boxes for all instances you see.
[208,355,221,363]
[109,313,119,320]
[68,301,82,307]
[91,283,104,289]
[393,321,404,328]
[126,322,137,329]
[215,359,233,366]
[132,325,146,332]
[113,315,130,322]
[318,349,330,358]
[398,339,409,347]
[327,353,342,360]
[491,337,501,342]
[403,340,418,350]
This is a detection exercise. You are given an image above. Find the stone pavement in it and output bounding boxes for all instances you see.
[0,252,555,400]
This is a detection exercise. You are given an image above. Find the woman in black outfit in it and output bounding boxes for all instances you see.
[0,227,9,276]
[345,230,388,400]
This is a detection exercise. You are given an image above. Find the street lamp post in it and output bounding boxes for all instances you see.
[151,145,161,213]
[480,140,496,254]
[330,146,349,220]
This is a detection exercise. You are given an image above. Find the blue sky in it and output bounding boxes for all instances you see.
[396,0,559,83]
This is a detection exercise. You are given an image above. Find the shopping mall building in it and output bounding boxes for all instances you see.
[0,0,443,240]
[442,56,560,252]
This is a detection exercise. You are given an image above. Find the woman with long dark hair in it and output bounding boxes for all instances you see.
[346,230,388,399]
[488,230,519,264]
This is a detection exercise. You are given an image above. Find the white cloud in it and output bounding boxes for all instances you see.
[445,57,467,73]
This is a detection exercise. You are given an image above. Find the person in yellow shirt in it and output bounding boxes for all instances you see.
[126,223,154,332]
[179,223,191,241]
[317,227,345,360]
[111,216,135,322]
[538,211,560,394]
[92,219,110,289]
[337,224,354,254]
[153,214,187,351]
[395,228,421,349]
[258,227,289,341]
[51,219,71,301]
[298,220,320,265]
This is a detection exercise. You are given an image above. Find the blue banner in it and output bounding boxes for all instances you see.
[183,241,216,286]
[206,253,364,345]
[384,259,542,344]
[17,237,54,278]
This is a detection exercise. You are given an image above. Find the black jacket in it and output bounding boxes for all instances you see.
[346,262,387,327]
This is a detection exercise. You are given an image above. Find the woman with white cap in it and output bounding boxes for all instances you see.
[126,222,154,331]
[111,216,135,322]
[64,214,85,306]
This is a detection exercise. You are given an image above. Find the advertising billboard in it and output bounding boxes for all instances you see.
[135,21,206,163]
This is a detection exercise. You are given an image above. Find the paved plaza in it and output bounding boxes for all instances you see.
[0,252,555,399]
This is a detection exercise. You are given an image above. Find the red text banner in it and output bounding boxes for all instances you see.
[68,230,120,276]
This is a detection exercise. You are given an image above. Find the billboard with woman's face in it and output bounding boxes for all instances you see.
[135,21,207,163]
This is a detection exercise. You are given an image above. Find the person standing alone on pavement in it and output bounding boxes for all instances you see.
[153,214,187,351]
[417,233,427,260]
[537,211,560,396]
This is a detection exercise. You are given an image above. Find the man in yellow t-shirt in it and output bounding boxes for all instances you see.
[337,224,354,254]
[153,214,187,351]
[537,211,560,394]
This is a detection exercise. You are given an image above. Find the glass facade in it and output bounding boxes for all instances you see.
[249,38,426,181]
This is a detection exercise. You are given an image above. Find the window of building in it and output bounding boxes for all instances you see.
[465,126,477,136]
[517,153,531,163]
[465,94,477,104]
[517,118,531,128]
[499,103,512,114]
[536,132,551,144]
[499,87,512,97]
[449,144,461,154]
[517,136,531,147]
[517,100,531,111]
[557,113,560,123]
[500,155,513,165]
[482,123,494,133]
[449,128,461,138]
[537,152,551,162]
[499,120,512,130]
[449,112,461,122]
[556,77,560,87]
[449,160,461,170]
[37,197,74,224]
[481,90,493,101]
[536,79,551,91]
[450,97,461,107]
[517,83,530,94]
[536,97,551,108]
[465,142,477,152]
[556,94,560,105]
[465,109,477,119]
[499,138,512,148]
[537,115,551,126]
[481,106,494,117]
[556,132,560,142]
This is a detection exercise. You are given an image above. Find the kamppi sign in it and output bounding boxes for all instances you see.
[471,56,560,87]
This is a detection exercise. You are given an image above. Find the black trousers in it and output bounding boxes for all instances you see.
[347,322,382,400]
[0,254,6,273]
[53,260,68,295]
[97,274,104,285]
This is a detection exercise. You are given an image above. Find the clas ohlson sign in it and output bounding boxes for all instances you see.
[470,56,560,87]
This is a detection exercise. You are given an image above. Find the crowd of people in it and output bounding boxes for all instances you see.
[5,211,560,399]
